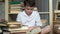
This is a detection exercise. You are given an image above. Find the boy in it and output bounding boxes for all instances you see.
[16,0,51,34]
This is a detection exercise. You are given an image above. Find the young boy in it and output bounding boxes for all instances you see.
[16,0,51,34]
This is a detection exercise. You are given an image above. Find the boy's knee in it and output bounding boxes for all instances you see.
[41,25,51,34]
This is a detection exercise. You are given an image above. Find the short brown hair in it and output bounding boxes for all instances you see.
[24,0,35,7]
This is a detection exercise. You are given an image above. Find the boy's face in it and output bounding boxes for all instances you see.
[25,6,34,15]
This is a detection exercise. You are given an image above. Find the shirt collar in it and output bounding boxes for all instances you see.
[23,11,27,16]
[23,10,34,17]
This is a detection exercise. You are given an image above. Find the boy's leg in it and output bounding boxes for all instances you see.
[41,25,51,34]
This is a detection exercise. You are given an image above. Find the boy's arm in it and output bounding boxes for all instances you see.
[35,12,42,27]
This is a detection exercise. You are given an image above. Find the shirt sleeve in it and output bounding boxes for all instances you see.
[16,12,21,22]
[35,12,42,26]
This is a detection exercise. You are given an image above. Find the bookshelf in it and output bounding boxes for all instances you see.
[54,0,60,20]
[5,0,24,22]
[53,0,60,34]
[5,0,53,34]
[53,0,60,23]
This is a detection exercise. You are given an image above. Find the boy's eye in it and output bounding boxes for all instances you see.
[27,8,33,10]
[27,9,30,10]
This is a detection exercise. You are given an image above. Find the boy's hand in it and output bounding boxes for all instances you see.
[28,26,39,31]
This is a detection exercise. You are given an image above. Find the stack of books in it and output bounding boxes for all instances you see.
[9,2,24,14]
[7,22,28,33]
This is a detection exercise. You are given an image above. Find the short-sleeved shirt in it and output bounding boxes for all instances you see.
[16,11,42,27]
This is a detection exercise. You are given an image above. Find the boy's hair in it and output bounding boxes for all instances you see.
[24,0,35,7]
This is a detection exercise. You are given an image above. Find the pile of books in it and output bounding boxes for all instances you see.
[7,22,28,33]
[9,2,24,14]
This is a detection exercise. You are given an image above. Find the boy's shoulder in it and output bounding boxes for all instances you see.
[33,11,39,14]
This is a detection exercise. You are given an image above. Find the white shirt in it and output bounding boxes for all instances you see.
[16,11,42,27]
